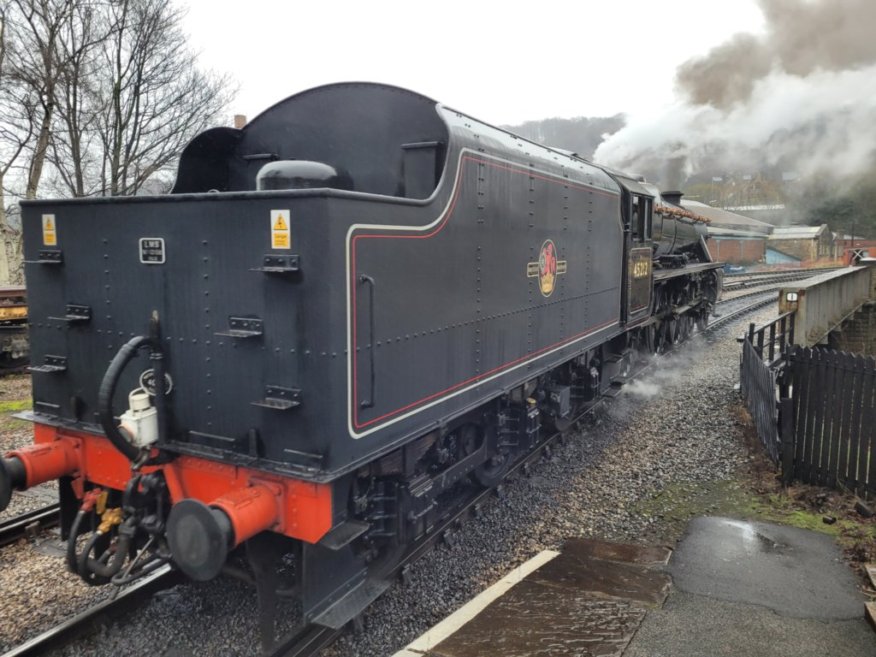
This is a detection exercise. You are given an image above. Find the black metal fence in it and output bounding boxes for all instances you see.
[746,311,796,367]
[739,312,796,463]
[740,338,781,462]
[740,312,876,497]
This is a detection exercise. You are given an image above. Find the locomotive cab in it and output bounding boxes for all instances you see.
[611,173,655,327]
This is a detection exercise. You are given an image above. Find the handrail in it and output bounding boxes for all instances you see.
[744,310,796,367]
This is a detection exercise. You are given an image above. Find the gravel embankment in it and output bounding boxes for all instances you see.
[0,307,775,657]
[0,374,57,516]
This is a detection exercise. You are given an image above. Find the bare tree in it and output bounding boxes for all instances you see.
[5,0,234,200]
[4,0,78,200]
[0,5,37,210]
[0,5,41,283]
[0,0,235,283]
[93,0,233,196]
[49,1,104,197]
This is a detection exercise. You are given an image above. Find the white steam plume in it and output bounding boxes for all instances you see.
[594,0,876,186]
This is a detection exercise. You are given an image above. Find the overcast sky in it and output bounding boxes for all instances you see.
[182,0,766,126]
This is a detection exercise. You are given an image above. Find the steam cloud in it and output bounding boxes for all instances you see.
[595,0,876,187]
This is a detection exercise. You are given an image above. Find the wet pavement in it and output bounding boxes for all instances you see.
[395,518,876,657]
[667,516,863,619]
[625,516,876,657]
[395,537,671,657]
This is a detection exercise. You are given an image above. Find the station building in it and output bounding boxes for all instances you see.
[680,200,773,265]
[767,225,836,264]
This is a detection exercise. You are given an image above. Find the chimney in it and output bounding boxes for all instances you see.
[233,114,247,129]
[662,190,684,207]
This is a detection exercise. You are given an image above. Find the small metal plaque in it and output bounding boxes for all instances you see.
[139,369,174,396]
[139,237,165,264]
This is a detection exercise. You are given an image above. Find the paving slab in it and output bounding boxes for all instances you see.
[394,538,670,657]
[397,517,875,657]
[427,578,647,657]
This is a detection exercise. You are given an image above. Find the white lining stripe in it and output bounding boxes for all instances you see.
[345,147,621,439]
[391,549,561,656]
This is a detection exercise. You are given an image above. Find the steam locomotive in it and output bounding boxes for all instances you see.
[0,83,720,645]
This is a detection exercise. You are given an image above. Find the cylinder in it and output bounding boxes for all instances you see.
[7,439,80,489]
[166,499,234,581]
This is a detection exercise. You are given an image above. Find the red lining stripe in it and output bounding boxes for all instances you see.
[351,154,620,430]
[355,319,616,430]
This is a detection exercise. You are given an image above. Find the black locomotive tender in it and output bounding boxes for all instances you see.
[3,83,720,642]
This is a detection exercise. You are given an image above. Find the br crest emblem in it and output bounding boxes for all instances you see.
[527,239,568,297]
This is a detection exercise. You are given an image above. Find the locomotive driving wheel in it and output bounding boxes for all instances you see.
[471,425,510,488]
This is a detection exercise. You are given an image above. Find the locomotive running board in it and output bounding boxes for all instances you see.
[317,519,370,551]
[312,577,392,629]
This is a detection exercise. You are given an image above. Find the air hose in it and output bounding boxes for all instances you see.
[97,335,154,462]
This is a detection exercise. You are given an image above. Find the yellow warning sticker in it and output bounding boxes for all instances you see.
[270,209,291,249]
[42,214,57,246]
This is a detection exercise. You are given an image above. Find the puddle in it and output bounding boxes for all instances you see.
[720,519,788,554]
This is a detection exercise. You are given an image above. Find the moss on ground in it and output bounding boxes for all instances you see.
[0,399,31,414]
[0,397,31,434]
[631,407,876,582]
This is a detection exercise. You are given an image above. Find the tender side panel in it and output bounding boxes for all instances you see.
[350,154,623,439]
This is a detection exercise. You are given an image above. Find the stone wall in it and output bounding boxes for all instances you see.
[829,302,876,356]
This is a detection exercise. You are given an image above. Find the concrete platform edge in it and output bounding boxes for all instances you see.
[391,549,561,656]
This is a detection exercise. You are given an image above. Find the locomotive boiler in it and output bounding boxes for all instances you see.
[0,83,720,644]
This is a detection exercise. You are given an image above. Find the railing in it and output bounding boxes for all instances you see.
[739,264,876,496]
[740,321,876,496]
[739,339,781,463]
[778,267,871,347]
[746,311,796,367]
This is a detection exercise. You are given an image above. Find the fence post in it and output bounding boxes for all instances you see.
[780,396,795,486]
[779,314,787,354]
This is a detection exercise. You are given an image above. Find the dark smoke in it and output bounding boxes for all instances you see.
[677,0,876,109]
[595,0,876,193]
[676,34,770,109]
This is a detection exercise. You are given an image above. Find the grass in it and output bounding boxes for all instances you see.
[0,399,32,414]
[0,398,32,434]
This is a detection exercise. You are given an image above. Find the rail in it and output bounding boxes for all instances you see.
[722,268,841,292]
[0,504,60,547]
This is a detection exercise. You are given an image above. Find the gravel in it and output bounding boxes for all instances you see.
[0,374,57,517]
[0,305,777,657]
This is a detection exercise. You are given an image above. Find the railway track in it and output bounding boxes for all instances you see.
[710,292,775,329]
[722,266,840,279]
[0,292,778,657]
[0,503,60,548]
[721,267,841,292]
[0,567,182,657]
